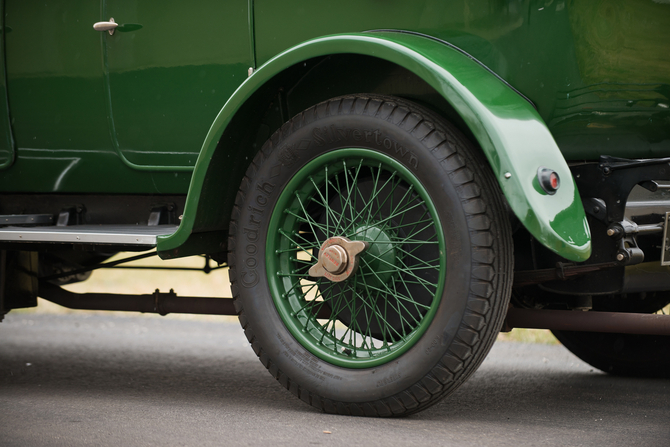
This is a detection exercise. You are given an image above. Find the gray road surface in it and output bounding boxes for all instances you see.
[1,313,668,447]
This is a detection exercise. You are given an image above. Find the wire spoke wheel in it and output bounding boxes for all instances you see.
[267,149,445,368]
[229,94,513,416]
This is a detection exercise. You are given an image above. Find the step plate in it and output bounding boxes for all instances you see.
[0,225,179,246]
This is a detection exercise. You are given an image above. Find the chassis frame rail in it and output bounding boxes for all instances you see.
[505,308,670,336]
[37,282,670,335]
[39,282,236,316]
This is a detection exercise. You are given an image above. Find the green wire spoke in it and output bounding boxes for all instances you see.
[368,163,384,222]
[340,171,401,236]
[324,165,330,237]
[308,194,343,235]
[344,278,406,347]
[361,278,391,348]
[373,239,439,246]
[358,256,431,315]
[319,285,350,347]
[275,245,319,255]
[395,257,440,295]
[361,249,437,278]
[382,216,434,232]
[383,181,418,221]
[392,210,432,241]
[370,198,427,232]
[399,279,439,286]
[278,272,316,278]
[389,279,424,331]
[341,160,362,230]
[283,208,330,234]
[394,268,430,316]
[283,277,319,299]
[392,246,441,271]
[355,279,432,312]
[346,167,397,231]
[347,279,382,341]
[277,229,319,261]
[346,161,363,231]
[394,252,440,280]
[295,193,326,246]
[342,277,362,351]
[359,257,422,329]
[353,266,391,345]
[278,230,319,253]
[287,231,321,252]
[349,281,374,352]
[290,257,316,266]
[293,281,336,317]
[267,149,445,368]
[355,269,433,311]
[391,189,416,232]
[329,174,351,234]
[398,207,430,238]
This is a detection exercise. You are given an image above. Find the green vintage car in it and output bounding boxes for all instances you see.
[1,0,669,416]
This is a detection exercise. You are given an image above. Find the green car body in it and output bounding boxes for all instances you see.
[2,0,670,415]
[3,0,668,261]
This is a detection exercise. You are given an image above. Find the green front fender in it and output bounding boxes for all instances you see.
[157,31,591,262]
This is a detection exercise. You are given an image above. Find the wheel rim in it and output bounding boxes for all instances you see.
[267,149,446,368]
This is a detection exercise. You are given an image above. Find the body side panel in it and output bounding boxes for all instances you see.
[0,0,15,169]
[254,0,670,161]
[157,33,591,262]
[103,0,251,170]
[0,0,251,193]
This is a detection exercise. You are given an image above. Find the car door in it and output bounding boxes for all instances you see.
[0,1,14,170]
[103,0,253,169]
[2,0,116,193]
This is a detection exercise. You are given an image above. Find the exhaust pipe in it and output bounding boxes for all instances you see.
[505,308,670,336]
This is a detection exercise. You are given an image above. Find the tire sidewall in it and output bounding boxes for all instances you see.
[232,108,476,402]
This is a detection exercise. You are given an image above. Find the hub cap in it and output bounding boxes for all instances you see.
[309,236,368,282]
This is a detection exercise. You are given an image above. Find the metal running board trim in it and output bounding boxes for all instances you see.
[0,214,55,225]
[0,225,179,246]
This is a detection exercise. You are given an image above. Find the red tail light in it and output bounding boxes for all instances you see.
[538,167,560,195]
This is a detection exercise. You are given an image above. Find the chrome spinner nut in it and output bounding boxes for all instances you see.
[308,236,369,282]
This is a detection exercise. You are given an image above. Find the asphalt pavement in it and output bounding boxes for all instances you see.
[1,312,668,447]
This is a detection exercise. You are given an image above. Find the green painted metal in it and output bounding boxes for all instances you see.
[0,0,14,170]
[353,225,398,290]
[551,0,670,160]
[266,149,445,368]
[3,0,118,191]
[103,0,251,170]
[254,0,670,161]
[4,0,668,261]
[247,0,256,69]
[157,32,591,262]
[0,0,251,193]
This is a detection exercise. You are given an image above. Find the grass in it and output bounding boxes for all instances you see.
[496,328,558,345]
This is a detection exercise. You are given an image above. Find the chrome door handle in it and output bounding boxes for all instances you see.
[93,18,118,35]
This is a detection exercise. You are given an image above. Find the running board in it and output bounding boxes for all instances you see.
[0,224,178,246]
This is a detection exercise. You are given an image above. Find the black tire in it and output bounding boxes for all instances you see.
[228,94,513,416]
[552,330,670,378]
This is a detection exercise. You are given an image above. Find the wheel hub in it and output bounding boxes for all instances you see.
[352,225,397,289]
[309,236,368,282]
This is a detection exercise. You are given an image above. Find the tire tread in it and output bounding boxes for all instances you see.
[228,94,513,417]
